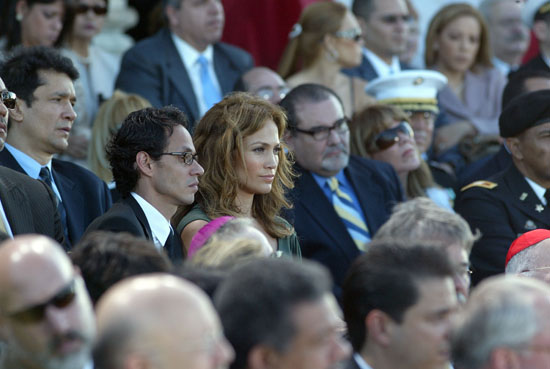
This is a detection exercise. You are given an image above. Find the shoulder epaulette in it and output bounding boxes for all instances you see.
[460,180,498,192]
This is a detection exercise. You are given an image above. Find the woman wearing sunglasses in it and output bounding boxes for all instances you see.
[59,0,120,167]
[350,104,453,210]
[278,1,373,117]
[174,92,301,258]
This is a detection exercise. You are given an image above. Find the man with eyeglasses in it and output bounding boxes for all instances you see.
[343,0,410,81]
[94,273,234,369]
[281,83,404,297]
[452,275,550,369]
[0,76,64,244]
[84,106,204,262]
[0,234,96,369]
[234,67,290,105]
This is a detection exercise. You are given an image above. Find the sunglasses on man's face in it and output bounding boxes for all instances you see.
[0,90,16,109]
[374,121,414,151]
[8,279,77,324]
[73,4,108,15]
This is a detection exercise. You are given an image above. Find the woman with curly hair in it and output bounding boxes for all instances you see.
[175,92,300,258]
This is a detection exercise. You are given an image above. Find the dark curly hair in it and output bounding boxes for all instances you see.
[107,106,189,197]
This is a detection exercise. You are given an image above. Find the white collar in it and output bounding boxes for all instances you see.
[353,353,374,369]
[524,177,548,205]
[130,192,172,249]
[171,33,214,71]
[363,47,401,77]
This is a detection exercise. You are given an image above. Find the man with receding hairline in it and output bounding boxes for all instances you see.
[94,273,235,369]
[0,235,96,369]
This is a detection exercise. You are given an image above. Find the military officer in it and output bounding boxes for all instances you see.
[455,89,550,285]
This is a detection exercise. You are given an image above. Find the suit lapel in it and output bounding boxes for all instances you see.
[213,45,234,94]
[504,165,550,224]
[0,149,26,173]
[0,171,35,234]
[162,30,200,122]
[124,196,154,241]
[51,161,79,240]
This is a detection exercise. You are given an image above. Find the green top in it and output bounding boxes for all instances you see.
[176,204,301,259]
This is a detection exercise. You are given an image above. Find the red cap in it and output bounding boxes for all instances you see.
[505,229,550,266]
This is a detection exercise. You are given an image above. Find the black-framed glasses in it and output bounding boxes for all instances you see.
[333,28,362,42]
[374,121,414,150]
[1,90,16,109]
[380,14,412,24]
[160,151,199,166]
[8,279,76,324]
[293,117,350,141]
[73,4,108,15]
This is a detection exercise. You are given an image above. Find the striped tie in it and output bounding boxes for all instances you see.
[328,177,370,251]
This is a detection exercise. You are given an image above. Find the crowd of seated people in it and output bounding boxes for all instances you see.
[1,1,550,369]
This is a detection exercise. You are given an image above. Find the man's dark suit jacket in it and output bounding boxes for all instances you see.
[115,28,254,128]
[0,166,64,244]
[516,53,550,75]
[0,149,112,247]
[342,54,380,81]
[84,196,184,262]
[285,156,405,294]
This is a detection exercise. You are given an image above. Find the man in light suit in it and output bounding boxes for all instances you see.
[115,0,254,129]
[343,0,410,81]
[0,46,112,248]
[84,106,204,262]
[0,76,64,244]
[281,84,405,295]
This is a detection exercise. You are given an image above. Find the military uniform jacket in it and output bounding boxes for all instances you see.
[455,164,550,285]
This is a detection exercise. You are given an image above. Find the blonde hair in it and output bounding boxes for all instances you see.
[190,237,269,270]
[88,90,151,183]
[176,92,295,239]
[350,104,436,199]
[278,1,347,78]
[425,3,492,70]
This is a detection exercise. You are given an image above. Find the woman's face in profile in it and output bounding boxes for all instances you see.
[330,11,363,68]
[371,120,420,176]
[434,15,481,74]
[235,120,281,197]
[19,0,64,47]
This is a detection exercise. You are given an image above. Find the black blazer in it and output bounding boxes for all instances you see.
[0,166,64,245]
[455,164,550,285]
[84,196,184,262]
[284,156,405,293]
[0,149,112,247]
[115,28,254,128]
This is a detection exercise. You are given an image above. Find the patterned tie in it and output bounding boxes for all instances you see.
[197,55,222,111]
[39,167,69,243]
[328,177,370,251]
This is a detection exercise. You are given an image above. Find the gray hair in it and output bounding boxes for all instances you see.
[506,239,549,274]
[374,198,479,253]
[451,276,550,369]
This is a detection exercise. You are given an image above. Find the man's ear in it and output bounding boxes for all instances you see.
[8,99,25,126]
[505,137,523,161]
[135,151,154,178]
[248,345,280,369]
[164,5,179,29]
[365,310,395,347]
[283,131,295,151]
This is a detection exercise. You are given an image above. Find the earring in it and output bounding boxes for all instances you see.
[16,13,23,22]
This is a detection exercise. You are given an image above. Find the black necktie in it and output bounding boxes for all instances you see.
[164,227,184,262]
[39,167,69,243]
[545,189,550,205]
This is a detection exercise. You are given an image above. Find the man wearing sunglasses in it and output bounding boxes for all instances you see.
[0,77,64,244]
[456,89,550,285]
[0,234,96,369]
[84,106,204,262]
[343,0,410,81]
[281,84,405,297]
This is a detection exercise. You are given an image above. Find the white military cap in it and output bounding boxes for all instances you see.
[365,70,447,113]
[522,0,550,28]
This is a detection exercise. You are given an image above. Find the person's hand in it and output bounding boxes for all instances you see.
[65,133,89,159]
[433,120,476,154]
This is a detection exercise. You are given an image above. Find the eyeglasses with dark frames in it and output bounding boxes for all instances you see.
[333,28,362,42]
[374,121,414,151]
[379,14,412,24]
[293,117,350,141]
[73,4,108,15]
[160,151,199,166]
[8,279,77,324]
[0,90,16,109]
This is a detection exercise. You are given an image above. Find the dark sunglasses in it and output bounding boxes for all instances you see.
[374,121,414,150]
[333,28,362,42]
[1,90,16,109]
[8,279,76,324]
[380,14,412,24]
[73,4,108,15]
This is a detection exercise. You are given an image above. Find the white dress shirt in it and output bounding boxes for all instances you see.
[130,192,171,250]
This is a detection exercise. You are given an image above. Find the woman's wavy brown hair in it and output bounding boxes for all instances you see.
[350,104,436,199]
[184,92,295,238]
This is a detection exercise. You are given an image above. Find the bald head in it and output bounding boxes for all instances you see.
[506,238,550,283]
[0,235,95,369]
[239,67,289,104]
[94,274,234,369]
